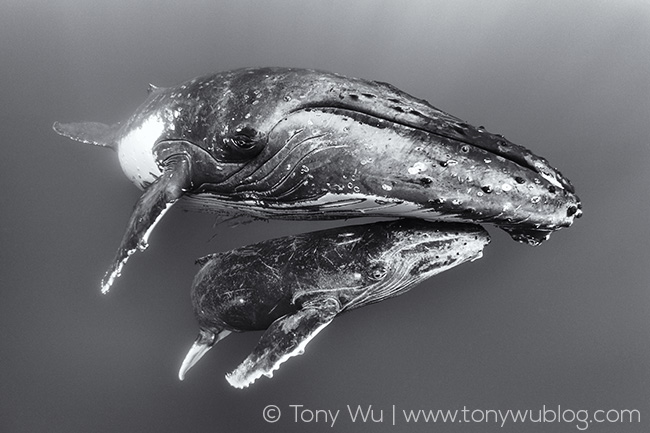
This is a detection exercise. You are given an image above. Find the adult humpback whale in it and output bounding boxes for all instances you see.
[53,67,581,294]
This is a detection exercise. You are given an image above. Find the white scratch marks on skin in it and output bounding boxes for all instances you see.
[259,259,281,280]
[334,236,362,247]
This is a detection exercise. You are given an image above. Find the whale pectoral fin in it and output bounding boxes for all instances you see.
[226,297,341,389]
[52,121,119,148]
[100,150,192,294]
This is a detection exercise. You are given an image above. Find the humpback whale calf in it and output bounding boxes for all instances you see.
[178,219,490,388]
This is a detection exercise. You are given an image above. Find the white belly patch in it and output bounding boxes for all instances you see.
[117,116,166,189]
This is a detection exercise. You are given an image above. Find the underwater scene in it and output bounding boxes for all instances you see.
[2,1,649,432]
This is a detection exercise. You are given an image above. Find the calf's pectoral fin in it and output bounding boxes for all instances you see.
[178,329,232,381]
[100,145,193,294]
[226,297,341,389]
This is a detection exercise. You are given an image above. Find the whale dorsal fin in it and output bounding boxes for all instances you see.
[52,121,119,149]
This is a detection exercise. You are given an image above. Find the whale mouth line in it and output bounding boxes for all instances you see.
[290,104,544,180]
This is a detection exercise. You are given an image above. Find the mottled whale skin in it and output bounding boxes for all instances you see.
[177,219,490,388]
[53,67,581,292]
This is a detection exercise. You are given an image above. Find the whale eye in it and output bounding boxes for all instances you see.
[368,263,388,281]
[231,125,258,149]
[220,125,265,161]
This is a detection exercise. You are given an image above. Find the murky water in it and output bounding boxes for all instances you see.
[2,1,649,432]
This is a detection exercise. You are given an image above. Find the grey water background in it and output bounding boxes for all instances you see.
[2,0,649,432]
